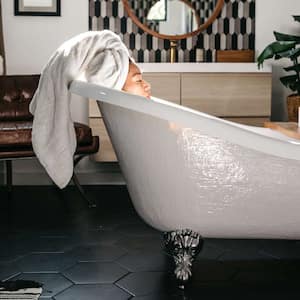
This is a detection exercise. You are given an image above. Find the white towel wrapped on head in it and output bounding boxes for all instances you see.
[29,30,131,188]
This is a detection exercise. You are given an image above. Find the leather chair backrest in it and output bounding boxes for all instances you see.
[0,75,40,121]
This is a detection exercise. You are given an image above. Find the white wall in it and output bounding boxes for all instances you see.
[2,0,87,75]
[256,0,300,120]
[2,0,88,124]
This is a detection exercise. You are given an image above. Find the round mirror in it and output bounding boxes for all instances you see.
[122,0,224,40]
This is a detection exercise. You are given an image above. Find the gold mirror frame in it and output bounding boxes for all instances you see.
[122,0,225,40]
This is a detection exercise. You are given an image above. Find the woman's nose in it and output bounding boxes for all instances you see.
[143,80,151,92]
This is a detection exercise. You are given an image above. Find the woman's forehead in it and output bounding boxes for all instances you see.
[129,63,141,75]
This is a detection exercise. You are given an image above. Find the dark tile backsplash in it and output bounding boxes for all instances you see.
[89,0,255,62]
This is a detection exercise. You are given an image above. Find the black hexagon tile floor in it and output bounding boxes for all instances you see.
[65,244,127,262]
[0,261,21,281]
[16,252,76,273]
[116,271,169,297]
[1,185,300,300]
[63,262,128,284]
[54,284,130,300]
[10,273,73,298]
[116,249,169,272]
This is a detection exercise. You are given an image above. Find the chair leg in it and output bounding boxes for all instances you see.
[72,155,97,208]
[71,171,96,208]
[5,160,13,200]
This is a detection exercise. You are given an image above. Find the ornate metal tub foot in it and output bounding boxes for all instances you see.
[164,229,203,289]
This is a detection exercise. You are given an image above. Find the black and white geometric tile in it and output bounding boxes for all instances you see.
[89,0,255,62]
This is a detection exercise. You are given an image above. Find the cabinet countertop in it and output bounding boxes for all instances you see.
[138,63,271,73]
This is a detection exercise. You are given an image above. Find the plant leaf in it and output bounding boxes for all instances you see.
[291,48,300,60]
[280,74,299,90]
[257,41,296,68]
[275,47,300,60]
[274,31,300,43]
[293,15,300,22]
[289,81,300,94]
[284,64,300,72]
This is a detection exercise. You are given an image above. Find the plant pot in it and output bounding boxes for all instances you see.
[287,94,300,122]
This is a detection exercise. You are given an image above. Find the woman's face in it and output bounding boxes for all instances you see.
[122,63,151,98]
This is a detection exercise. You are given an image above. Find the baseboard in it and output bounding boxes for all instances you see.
[0,159,126,186]
[0,171,125,186]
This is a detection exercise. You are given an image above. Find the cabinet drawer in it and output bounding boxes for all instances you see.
[181,73,272,117]
[143,73,180,104]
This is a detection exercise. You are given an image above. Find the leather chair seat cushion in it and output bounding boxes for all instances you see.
[0,136,99,159]
[0,121,93,148]
[0,121,32,148]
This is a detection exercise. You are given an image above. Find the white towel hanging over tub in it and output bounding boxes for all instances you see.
[29,30,131,188]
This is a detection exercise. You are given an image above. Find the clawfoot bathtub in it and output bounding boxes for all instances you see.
[70,80,300,287]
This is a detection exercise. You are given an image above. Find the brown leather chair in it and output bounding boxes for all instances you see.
[0,75,99,207]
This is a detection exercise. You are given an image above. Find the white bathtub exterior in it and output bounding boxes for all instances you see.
[70,81,300,240]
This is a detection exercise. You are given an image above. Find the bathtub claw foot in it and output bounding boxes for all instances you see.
[164,229,203,289]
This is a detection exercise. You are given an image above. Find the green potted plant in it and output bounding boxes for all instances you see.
[257,15,300,121]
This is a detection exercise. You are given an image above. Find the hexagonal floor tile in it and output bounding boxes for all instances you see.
[0,262,21,281]
[0,236,31,263]
[10,273,73,298]
[132,294,183,300]
[74,229,125,246]
[132,295,169,300]
[233,269,288,285]
[16,253,76,273]
[115,223,159,237]
[116,250,169,272]
[63,262,128,284]
[207,239,263,252]
[54,284,130,300]
[115,235,164,252]
[26,235,78,253]
[218,249,271,262]
[66,244,127,262]
[191,261,237,282]
[196,243,226,261]
[259,240,300,260]
[116,272,168,297]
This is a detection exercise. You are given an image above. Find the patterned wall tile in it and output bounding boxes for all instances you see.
[89,0,255,62]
